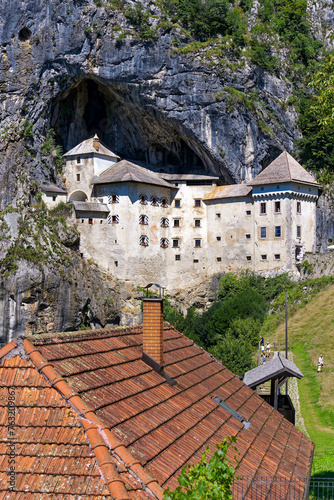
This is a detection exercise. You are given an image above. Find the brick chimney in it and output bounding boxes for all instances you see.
[142,298,164,367]
[93,134,100,151]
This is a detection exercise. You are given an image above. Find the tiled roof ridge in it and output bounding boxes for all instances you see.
[0,340,18,359]
[22,338,164,500]
[25,322,174,345]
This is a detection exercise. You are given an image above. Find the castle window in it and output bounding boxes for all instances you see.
[173,219,180,228]
[76,156,81,164]
[216,236,221,241]
[261,254,267,260]
[194,239,201,248]
[297,225,301,238]
[175,199,181,208]
[139,235,149,246]
[81,219,84,223]
[260,202,266,215]
[115,261,118,267]
[217,257,222,262]
[260,227,267,239]
[108,195,119,204]
[88,218,93,225]
[274,254,281,260]
[160,238,169,248]
[77,174,80,181]
[297,201,301,214]
[246,255,252,261]
[52,196,56,201]
[151,196,160,206]
[161,198,168,207]
[275,226,281,238]
[194,219,201,228]
[216,213,221,219]
[175,254,181,261]
[108,215,119,224]
[246,210,251,216]
[172,239,179,248]
[194,199,201,207]
[139,214,148,225]
[193,259,199,263]
[274,201,281,213]
[139,195,148,205]
[246,234,251,239]
[160,217,169,227]
[100,220,103,224]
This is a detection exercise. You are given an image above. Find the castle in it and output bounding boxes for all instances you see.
[42,135,320,292]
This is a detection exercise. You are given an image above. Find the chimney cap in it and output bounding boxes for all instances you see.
[144,283,165,298]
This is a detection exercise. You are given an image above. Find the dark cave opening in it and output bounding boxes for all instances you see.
[50,78,218,178]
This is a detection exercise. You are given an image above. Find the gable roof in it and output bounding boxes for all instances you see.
[72,201,110,213]
[243,355,303,388]
[41,183,67,194]
[93,160,175,189]
[248,151,319,187]
[203,184,252,200]
[64,136,119,160]
[0,326,314,499]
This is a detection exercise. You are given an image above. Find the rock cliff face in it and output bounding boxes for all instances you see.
[0,0,333,340]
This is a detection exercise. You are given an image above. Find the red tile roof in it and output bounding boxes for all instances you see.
[0,325,314,499]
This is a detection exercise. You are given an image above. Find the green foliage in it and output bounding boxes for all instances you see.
[23,119,33,139]
[124,3,158,39]
[164,437,238,500]
[41,129,63,172]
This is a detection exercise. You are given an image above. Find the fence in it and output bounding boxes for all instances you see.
[232,476,334,499]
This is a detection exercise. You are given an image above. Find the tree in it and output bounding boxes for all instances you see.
[164,438,238,500]
[310,55,334,132]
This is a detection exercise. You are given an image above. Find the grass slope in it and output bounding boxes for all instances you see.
[273,284,334,477]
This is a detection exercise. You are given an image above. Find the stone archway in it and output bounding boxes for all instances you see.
[69,190,88,202]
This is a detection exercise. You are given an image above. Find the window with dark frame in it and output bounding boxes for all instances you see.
[297,201,301,214]
[161,217,169,227]
[139,235,149,246]
[261,254,267,260]
[175,199,181,208]
[274,201,281,213]
[77,174,80,181]
[194,219,201,228]
[160,238,169,248]
[175,254,181,261]
[76,156,81,164]
[139,215,148,225]
[172,239,179,248]
[193,259,199,263]
[246,255,252,261]
[140,195,148,205]
[217,257,222,262]
[161,198,168,207]
[260,202,266,215]
[173,219,180,227]
[246,234,251,239]
[216,236,221,241]
[216,213,221,219]
[260,227,267,239]
[194,239,201,248]
[88,218,93,225]
[297,225,301,238]
[274,254,280,260]
[246,210,251,216]
[275,226,281,238]
[194,199,201,207]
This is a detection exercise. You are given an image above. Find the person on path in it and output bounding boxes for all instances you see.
[318,355,323,372]
[263,354,266,365]
[260,336,264,346]
[266,341,271,357]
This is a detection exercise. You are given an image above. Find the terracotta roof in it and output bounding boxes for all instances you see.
[64,135,119,160]
[0,326,314,498]
[40,184,67,194]
[93,160,175,189]
[248,151,319,187]
[203,184,252,200]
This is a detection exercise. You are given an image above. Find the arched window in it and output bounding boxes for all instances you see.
[139,215,149,225]
[108,194,119,204]
[139,194,148,205]
[160,238,169,248]
[150,196,160,206]
[161,198,168,208]
[160,218,169,228]
[139,235,149,246]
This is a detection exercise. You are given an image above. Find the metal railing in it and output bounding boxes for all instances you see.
[232,476,334,499]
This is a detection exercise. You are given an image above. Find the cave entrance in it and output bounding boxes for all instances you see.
[50,78,218,178]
